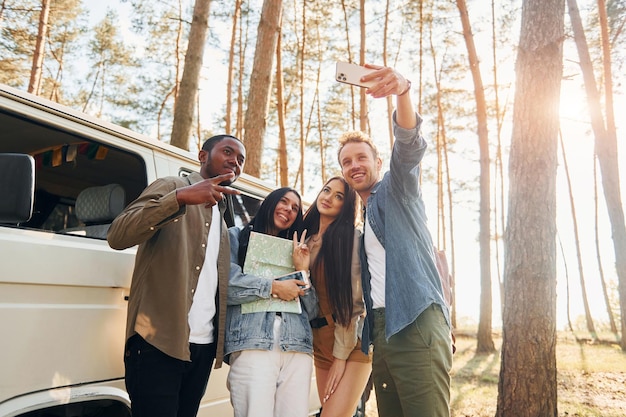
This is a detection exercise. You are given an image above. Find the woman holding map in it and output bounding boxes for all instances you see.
[225,187,318,417]
[302,176,372,417]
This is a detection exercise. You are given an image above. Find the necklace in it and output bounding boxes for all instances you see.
[309,234,321,243]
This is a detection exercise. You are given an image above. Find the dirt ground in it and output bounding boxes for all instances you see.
[363,371,626,417]
[362,333,626,417]
[557,370,626,415]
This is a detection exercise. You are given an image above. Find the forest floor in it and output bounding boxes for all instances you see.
[364,330,626,417]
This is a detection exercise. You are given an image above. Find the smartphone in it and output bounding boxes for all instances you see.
[275,270,311,290]
[335,61,378,88]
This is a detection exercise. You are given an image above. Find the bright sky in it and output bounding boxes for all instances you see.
[84,1,625,333]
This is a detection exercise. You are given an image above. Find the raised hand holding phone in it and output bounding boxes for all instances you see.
[335,62,378,88]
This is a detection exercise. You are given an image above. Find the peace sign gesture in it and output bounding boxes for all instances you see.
[292,230,310,272]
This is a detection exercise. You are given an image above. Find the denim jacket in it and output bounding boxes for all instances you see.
[224,226,318,363]
[360,112,451,353]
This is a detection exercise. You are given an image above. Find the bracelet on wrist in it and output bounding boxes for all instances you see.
[398,79,412,96]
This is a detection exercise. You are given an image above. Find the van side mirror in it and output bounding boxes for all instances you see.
[0,153,35,223]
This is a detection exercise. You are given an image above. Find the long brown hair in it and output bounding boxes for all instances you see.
[302,177,357,326]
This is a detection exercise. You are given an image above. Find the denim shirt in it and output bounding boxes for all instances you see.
[224,226,318,363]
[360,112,451,353]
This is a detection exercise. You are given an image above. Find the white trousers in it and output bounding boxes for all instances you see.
[227,316,313,417]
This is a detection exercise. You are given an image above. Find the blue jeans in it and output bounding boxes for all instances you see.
[372,304,452,417]
[124,334,217,417]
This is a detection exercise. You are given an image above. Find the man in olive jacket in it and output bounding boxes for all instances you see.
[108,134,246,417]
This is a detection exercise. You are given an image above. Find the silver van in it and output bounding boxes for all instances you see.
[0,84,324,417]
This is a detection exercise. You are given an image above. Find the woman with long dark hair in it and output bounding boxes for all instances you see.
[303,177,372,417]
[225,187,317,417]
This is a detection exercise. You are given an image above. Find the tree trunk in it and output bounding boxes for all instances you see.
[383,0,393,149]
[173,0,184,113]
[358,0,367,133]
[225,0,242,135]
[170,0,212,150]
[28,0,51,95]
[456,0,495,354]
[597,0,624,345]
[560,132,597,338]
[559,233,576,333]
[236,11,247,140]
[491,0,507,320]
[567,0,626,350]
[443,127,456,328]
[316,89,326,184]
[429,27,445,248]
[242,0,282,177]
[593,155,619,336]
[275,22,288,187]
[496,0,563,415]
[340,0,356,131]
[298,0,306,194]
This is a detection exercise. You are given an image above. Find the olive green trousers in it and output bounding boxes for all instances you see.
[371,304,452,417]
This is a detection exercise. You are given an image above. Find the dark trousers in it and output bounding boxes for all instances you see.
[124,334,217,417]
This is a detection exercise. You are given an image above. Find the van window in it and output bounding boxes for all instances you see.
[0,108,147,237]
[230,193,262,228]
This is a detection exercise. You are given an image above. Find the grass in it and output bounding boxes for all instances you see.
[365,331,626,417]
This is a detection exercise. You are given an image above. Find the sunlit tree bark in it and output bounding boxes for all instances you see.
[28,0,50,94]
[170,0,211,150]
[225,0,242,135]
[236,8,248,140]
[496,0,564,415]
[298,0,305,194]
[358,0,367,133]
[276,21,288,187]
[243,0,282,176]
